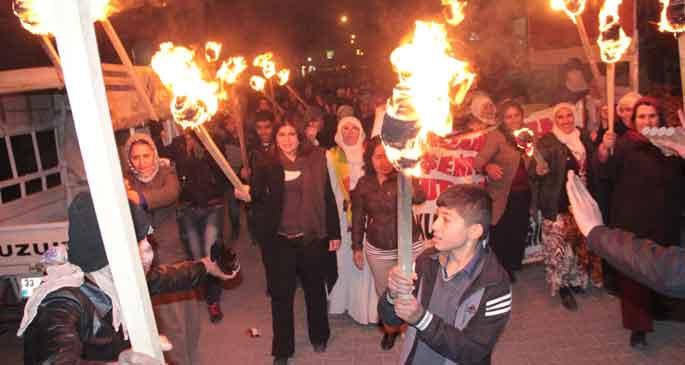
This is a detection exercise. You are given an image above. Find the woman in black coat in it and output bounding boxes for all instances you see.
[597,97,685,348]
[237,121,341,365]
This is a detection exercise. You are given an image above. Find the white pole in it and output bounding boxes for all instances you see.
[607,63,616,133]
[397,173,413,281]
[52,0,162,360]
[679,34,685,110]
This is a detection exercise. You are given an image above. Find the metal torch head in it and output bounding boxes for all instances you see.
[381,104,421,171]
[668,0,685,26]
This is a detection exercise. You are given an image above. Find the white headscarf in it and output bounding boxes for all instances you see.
[470,94,496,125]
[552,103,586,163]
[334,116,366,189]
[124,133,161,184]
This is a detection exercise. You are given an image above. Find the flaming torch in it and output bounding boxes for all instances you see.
[250,75,285,114]
[151,42,246,192]
[550,0,603,96]
[442,0,467,26]
[205,41,222,63]
[13,0,163,360]
[659,0,685,110]
[597,0,631,133]
[382,21,475,277]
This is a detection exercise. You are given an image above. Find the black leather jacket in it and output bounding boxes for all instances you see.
[22,262,207,365]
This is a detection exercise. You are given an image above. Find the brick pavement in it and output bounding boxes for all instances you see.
[3,233,685,364]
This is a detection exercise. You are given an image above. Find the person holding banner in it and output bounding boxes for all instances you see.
[596,97,685,348]
[474,100,533,283]
[534,103,602,312]
[235,121,341,365]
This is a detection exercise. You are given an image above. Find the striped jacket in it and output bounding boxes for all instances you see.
[379,245,512,365]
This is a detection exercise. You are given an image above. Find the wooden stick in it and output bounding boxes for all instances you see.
[575,16,604,97]
[397,173,414,281]
[193,124,246,192]
[260,91,286,115]
[230,91,249,170]
[679,34,685,111]
[100,19,159,121]
[39,35,64,86]
[285,84,309,108]
[607,63,616,133]
[52,0,162,360]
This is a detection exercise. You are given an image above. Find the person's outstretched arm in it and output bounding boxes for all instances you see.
[566,170,685,298]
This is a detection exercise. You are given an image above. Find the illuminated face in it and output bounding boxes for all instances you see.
[503,106,523,131]
[634,105,659,134]
[341,121,361,146]
[276,125,299,156]
[431,207,471,252]
[371,144,394,176]
[255,120,273,144]
[129,143,156,176]
[480,101,496,122]
[258,99,271,111]
[617,102,635,128]
[554,107,576,134]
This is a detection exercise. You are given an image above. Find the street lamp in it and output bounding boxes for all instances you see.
[340,15,348,24]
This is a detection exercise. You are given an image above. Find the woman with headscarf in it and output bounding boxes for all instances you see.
[124,132,201,365]
[327,116,378,325]
[533,103,603,312]
[466,93,497,132]
[597,97,685,348]
[474,100,533,282]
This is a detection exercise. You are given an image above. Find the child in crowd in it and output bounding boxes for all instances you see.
[379,185,511,365]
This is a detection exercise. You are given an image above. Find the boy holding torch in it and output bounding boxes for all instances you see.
[378,185,511,365]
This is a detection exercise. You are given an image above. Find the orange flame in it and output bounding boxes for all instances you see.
[254,52,276,79]
[204,41,222,63]
[277,69,290,86]
[385,21,475,175]
[250,76,266,92]
[597,0,631,63]
[658,1,685,33]
[442,0,467,26]
[151,42,219,129]
[550,0,587,23]
[13,0,112,35]
[513,128,536,157]
[217,56,248,85]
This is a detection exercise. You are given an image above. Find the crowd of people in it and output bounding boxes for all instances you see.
[16,68,685,365]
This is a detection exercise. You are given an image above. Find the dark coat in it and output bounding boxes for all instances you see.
[166,136,226,207]
[588,226,685,298]
[22,262,207,365]
[378,246,511,365]
[600,130,685,245]
[533,129,598,220]
[249,146,341,289]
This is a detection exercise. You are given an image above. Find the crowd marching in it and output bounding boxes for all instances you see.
[15,65,685,365]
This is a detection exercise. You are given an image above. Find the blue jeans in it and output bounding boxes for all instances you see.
[179,204,224,304]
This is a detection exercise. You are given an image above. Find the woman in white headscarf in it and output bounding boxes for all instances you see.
[466,93,497,132]
[326,116,379,325]
[533,103,603,312]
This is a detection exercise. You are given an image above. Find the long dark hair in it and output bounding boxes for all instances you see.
[497,100,525,148]
[273,120,314,158]
[363,136,384,177]
[630,97,666,128]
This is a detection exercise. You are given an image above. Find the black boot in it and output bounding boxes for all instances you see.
[381,332,399,350]
[629,331,647,348]
[559,287,578,312]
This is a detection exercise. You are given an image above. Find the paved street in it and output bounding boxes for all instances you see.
[3,230,685,365]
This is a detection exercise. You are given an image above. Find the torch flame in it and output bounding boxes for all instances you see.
[217,56,248,85]
[13,0,112,35]
[204,41,222,63]
[658,0,685,33]
[442,0,467,26]
[513,128,536,157]
[277,69,290,86]
[597,0,631,64]
[151,42,219,129]
[250,76,266,92]
[384,21,475,175]
[254,52,276,79]
[550,0,587,23]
